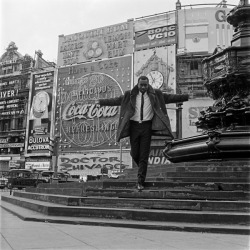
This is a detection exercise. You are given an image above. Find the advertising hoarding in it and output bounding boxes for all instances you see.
[25,160,51,171]
[26,71,55,156]
[135,12,176,51]
[135,12,175,32]
[56,56,132,152]
[58,150,131,176]
[0,78,25,117]
[134,46,176,92]
[182,98,214,138]
[177,7,234,53]
[57,21,134,66]
[134,46,177,132]
[148,147,170,166]
[135,24,177,51]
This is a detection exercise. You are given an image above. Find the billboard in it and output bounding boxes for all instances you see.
[134,46,177,132]
[56,55,132,152]
[58,150,131,176]
[57,21,134,66]
[177,7,234,53]
[25,71,56,156]
[135,12,176,51]
[25,159,51,171]
[0,78,25,117]
[134,45,176,92]
[135,12,176,32]
[182,98,214,138]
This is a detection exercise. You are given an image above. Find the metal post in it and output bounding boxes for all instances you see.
[53,136,59,178]
[120,142,122,173]
[176,103,183,139]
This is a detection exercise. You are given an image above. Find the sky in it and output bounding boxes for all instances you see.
[1,0,238,63]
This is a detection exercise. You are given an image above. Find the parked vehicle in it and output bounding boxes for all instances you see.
[6,169,47,190]
[0,176,8,189]
[0,171,9,189]
[40,171,72,183]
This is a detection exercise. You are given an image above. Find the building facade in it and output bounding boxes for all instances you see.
[0,2,236,173]
[0,42,54,172]
[176,5,234,137]
[53,2,235,175]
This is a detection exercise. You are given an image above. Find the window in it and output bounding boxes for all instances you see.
[190,61,200,76]
[17,117,24,130]
[190,61,198,71]
[3,120,10,131]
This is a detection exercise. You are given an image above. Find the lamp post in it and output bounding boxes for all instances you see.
[52,135,60,178]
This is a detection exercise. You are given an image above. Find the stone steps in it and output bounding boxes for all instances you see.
[87,180,250,191]
[86,187,250,200]
[12,191,250,212]
[123,177,249,183]
[1,160,249,235]
[1,199,248,235]
[122,171,250,178]
[1,194,249,227]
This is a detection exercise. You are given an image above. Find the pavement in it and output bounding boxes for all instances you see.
[1,193,250,250]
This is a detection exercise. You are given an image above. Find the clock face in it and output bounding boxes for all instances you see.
[147,71,164,89]
[33,91,50,113]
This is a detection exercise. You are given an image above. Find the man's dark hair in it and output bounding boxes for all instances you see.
[138,75,149,83]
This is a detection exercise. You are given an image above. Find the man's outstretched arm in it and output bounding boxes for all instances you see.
[95,95,124,106]
[162,93,189,104]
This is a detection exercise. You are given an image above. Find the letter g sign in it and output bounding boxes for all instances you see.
[215,10,226,22]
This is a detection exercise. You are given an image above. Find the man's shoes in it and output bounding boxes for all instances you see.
[137,183,144,191]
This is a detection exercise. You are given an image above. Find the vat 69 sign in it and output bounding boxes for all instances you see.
[56,56,132,151]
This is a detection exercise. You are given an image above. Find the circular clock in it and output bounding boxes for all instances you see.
[147,71,164,89]
[33,91,50,113]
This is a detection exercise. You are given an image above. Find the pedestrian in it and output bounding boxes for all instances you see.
[96,75,189,190]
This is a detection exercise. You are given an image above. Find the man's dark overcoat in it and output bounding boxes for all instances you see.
[99,84,189,141]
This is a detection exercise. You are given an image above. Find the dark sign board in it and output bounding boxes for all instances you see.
[26,71,55,155]
[135,24,177,51]
[56,56,132,152]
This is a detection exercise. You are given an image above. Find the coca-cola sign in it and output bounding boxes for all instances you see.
[58,72,121,149]
[56,56,132,151]
[58,73,121,148]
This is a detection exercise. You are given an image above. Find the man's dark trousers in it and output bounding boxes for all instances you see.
[129,120,152,186]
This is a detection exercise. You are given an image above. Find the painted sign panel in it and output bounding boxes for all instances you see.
[135,12,176,32]
[177,7,234,54]
[134,46,176,131]
[56,56,132,152]
[25,160,51,171]
[0,143,24,148]
[26,71,55,155]
[182,98,214,138]
[58,151,131,176]
[0,78,26,117]
[57,21,134,66]
[134,46,176,92]
[135,12,176,51]
[148,147,170,166]
[135,24,177,51]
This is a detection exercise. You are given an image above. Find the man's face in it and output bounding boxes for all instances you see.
[138,79,149,94]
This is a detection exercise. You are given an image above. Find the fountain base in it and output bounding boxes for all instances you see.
[163,128,250,163]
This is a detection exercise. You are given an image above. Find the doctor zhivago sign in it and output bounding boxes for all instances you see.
[56,56,132,152]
